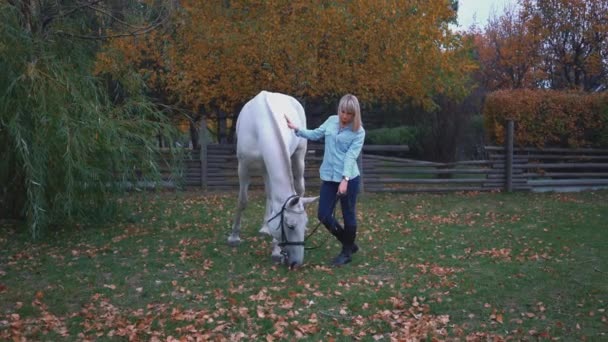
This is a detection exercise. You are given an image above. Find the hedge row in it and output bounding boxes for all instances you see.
[483,90,608,147]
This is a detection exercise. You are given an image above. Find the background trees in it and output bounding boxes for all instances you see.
[474,4,543,90]
[475,0,608,92]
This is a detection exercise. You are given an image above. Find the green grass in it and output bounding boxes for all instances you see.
[1,190,606,340]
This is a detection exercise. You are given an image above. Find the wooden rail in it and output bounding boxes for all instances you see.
[486,145,608,192]
[153,120,608,193]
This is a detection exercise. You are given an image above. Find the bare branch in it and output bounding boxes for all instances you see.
[82,3,142,30]
[56,0,105,20]
[52,9,170,40]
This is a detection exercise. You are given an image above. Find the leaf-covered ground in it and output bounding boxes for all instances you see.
[1,190,606,341]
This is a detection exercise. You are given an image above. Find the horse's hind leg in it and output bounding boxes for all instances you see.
[229,162,249,246]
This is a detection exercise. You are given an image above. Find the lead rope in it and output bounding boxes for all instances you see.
[304,195,342,250]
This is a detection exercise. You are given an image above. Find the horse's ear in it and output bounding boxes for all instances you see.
[300,196,319,205]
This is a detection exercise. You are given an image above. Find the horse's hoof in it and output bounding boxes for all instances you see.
[227,237,241,247]
[272,254,284,264]
[258,225,271,236]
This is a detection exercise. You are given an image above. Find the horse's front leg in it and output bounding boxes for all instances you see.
[271,238,284,264]
[259,170,283,263]
[229,162,249,246]
[291,142,306,196]
[258,170,273,236]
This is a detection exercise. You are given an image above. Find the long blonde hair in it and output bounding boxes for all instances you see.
[337,94,362,132]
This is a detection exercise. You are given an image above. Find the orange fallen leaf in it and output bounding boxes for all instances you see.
[496,314,504,323]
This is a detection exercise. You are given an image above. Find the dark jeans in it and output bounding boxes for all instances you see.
[317,177,360,230]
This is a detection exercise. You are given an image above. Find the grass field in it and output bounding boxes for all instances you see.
[1,190,606,340]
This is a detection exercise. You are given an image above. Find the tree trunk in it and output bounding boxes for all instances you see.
[12,0,35,33]
[189,120,199,149]
[157,132,164,148]
[218,109,227,144]
[199,114,208,147]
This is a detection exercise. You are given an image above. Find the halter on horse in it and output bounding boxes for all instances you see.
[267,194,341,262]
[267,195,306,248]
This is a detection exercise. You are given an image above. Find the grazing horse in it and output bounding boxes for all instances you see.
[228,91,318,267]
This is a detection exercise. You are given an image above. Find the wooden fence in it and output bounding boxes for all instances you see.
[485,120,608,192]
[486,146,608,192]
[166,121,608,193]
[178,144,412,191]
[174,146,608,193]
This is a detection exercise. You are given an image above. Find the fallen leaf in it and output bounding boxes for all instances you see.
[496,314,504,323]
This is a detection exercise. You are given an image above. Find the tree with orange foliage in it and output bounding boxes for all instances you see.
[473,4,543,90]
[98,0,476,143]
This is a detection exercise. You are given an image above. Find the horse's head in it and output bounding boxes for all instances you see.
[272,195,318,268]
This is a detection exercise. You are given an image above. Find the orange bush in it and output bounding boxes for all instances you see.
[483,90,608,147]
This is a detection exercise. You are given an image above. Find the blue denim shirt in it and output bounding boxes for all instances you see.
[296,115,365,182]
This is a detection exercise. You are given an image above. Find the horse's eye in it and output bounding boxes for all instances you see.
[287,224,296,230]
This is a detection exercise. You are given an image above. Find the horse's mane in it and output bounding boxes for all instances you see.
[264,92,296,193]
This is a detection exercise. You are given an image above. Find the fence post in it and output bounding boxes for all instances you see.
[505,120,514,192]
[199,119,208,190]
[358,151,364,193]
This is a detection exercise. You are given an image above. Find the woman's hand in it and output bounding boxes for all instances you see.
[284,114,298,131]
[338,179,348,195]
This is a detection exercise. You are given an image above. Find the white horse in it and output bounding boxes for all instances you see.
[228,91,318,267]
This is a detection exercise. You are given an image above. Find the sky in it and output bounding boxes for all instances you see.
[456,0,520,31]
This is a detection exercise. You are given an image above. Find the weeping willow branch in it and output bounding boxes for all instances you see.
[0,1,180,238]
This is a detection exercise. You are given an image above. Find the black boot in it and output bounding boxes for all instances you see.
[332,226,357,266]
[329,221,344,240]
[345,225,359,254]
[332,246,352,266]
[329,222,359,254]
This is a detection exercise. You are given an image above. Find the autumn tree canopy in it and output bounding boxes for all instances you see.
[99,1,476,123]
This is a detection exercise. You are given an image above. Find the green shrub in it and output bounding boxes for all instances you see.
[365,126,419,146]
[594,105,608,147]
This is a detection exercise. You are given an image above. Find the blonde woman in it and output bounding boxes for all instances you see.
[286,94,365,266]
